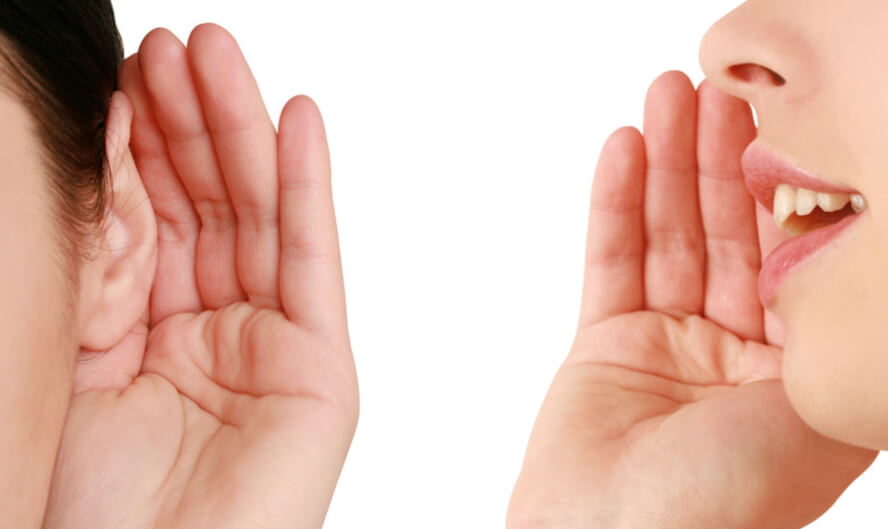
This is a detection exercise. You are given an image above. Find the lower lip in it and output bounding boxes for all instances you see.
[759,213,862,306]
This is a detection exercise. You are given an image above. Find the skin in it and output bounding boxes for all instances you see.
[700,0,888,452]
[0,79,78,528]
[8,3,877,528]
[40,24,357,528]
[507,7,886,522]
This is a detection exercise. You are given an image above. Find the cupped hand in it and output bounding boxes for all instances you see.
[507,72,877,529]
[43,24,356,529]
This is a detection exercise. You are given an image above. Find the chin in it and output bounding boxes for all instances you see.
[781,328,888,451]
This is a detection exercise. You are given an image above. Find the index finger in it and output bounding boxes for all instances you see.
[696,80,763,342]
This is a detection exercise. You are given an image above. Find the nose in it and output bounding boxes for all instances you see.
[699,1,818,106]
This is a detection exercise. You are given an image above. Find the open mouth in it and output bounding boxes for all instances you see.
[741,142,868,305]
[772,184,866,236]
[741,142,868,234]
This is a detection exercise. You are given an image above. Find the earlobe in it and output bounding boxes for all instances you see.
[77,91,157,354]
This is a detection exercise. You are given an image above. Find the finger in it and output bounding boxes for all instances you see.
[642,71,705,314]
[138,28,246,309]
[278,96,348,340]
[187,24,281,310]
[696,80,763,341]
[578,127,646,328]
[119,54,202,325]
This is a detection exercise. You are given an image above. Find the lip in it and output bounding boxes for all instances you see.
[757,212,861,306]
[740,142,864,306]
[741,142,859,214]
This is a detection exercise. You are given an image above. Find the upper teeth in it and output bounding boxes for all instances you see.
[773,184,866,229]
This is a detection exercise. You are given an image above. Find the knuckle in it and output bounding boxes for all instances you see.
[646,230,705,256]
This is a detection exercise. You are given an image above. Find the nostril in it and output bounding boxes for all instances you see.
[728,63,787,86]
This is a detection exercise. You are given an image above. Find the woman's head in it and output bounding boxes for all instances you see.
[0,1,158,522]
[699,0,888,449]
[0,0,123,268]
[0,0,157,355]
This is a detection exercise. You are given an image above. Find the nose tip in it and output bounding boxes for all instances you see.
[698,6,816,106]
[698,19,788,103]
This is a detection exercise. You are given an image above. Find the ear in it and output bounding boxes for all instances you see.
[77,91,157,352]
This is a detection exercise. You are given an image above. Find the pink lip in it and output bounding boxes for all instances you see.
[740,142,864,306]
[757,213,861,306]
[741,142,858,213]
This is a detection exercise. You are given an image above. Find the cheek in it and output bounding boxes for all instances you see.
[0,209,74,353]
[0,189,78,501]
[0,207,76,402]
[0,255,73,360]
[778,218,888,449]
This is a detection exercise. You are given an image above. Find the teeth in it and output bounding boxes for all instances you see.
[773,184,866,232]
[851,194,867,213]
[773,184,796,227]
[817,192,849,212]
[795,188,817,215]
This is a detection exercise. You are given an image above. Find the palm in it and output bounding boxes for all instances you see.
[43,25,356,529]
[508,73,876,529]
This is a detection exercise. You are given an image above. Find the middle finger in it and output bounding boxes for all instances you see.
[642,71,705,314]
[187,24,282,310]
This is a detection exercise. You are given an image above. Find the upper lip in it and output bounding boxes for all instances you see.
[740,142,860,213]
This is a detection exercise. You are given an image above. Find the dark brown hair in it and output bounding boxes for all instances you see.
[0,0,123,262]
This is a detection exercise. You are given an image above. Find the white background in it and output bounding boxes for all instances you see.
[114,1,886,527]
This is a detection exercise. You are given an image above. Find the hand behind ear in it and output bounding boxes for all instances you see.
[43,24,357,529]
[71,90,157,392]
